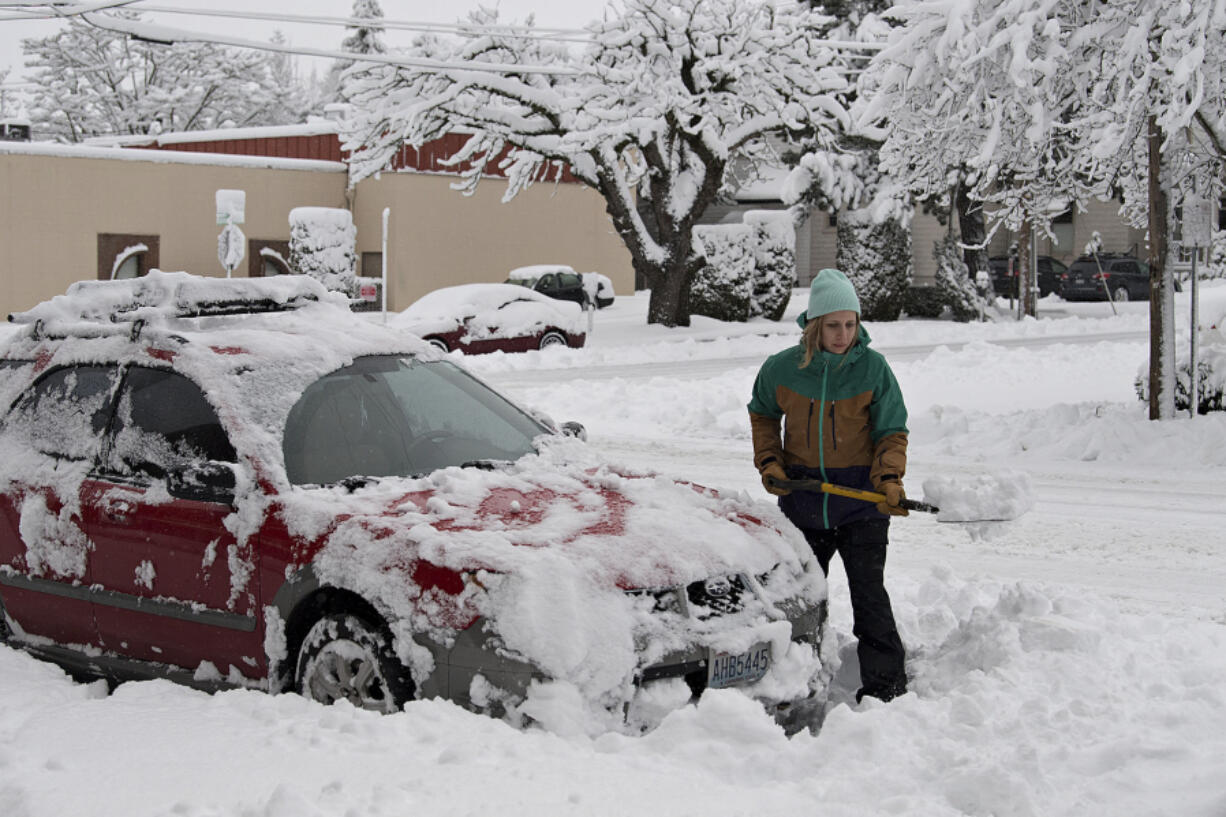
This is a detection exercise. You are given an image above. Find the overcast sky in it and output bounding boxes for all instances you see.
[0,0,612,89]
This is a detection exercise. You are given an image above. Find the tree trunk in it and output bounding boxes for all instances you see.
[645,252,698,327]
[956,182,989,282]
[1147,115,1175,421]
[1016,218,1034,319]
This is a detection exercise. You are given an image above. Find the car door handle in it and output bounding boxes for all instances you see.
[103,498,135,521]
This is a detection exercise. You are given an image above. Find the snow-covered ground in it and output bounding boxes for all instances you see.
[3,288,1224,817]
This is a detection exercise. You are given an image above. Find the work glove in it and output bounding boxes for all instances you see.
[760,461,791,496]
[876,479,909,517]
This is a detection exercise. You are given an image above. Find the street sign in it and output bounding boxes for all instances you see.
[1182,190,1214,247]
[216,189,246,225]
[217,222,246,277]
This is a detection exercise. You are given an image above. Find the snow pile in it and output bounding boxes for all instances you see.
[921,469,1034,522]
[3,566,1225,817]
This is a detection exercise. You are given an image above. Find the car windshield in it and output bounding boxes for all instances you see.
[282,355,548,486]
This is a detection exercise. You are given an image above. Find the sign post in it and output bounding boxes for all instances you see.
[1182,189,1214,418]
[215,190,246,278]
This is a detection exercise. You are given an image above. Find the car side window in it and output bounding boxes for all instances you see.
[1114,261,1138,274]
[5,365,121,461]
[536,274,556,293]
[558,272,582,289]
[105,367,236,480]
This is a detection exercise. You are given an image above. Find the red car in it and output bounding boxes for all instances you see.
[0,272,824,730]
[394,283,587,354]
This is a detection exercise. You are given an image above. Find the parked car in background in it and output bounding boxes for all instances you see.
[1059,254,1155,302]
[988,255,1069,298]
[506,264,615,309]
[0,271,827,731]
[395,284,587,354]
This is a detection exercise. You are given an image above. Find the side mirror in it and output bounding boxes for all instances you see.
[560,421,587,441]
[167,460,237,504]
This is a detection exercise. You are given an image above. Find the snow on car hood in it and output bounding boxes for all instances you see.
[392,283,585,341]
[290,438,823,708]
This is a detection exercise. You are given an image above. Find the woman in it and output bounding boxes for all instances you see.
[747,268,909,704]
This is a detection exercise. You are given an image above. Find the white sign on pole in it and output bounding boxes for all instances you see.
[216,189,246,225]
[1183,190,1214,247]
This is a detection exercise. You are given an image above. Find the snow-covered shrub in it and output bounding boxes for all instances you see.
[1135,353,1226,414]
[902,284,945,318]
[289,207,357,294]
[932,235,983,322]
[1204,231,1226,280]
[691,224,754,322]
[691,213,797,323]
[836,212,912,321]
[745,211,796,321]
[1135,297,1226,413]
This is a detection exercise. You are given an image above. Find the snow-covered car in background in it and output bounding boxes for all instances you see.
[394,283,587,354]
[0,272,826,732]
[506,264,616,309]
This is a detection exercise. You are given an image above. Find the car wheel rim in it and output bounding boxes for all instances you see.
[427,339,448,353]
[304,640,393,713]
[540,332,565,349]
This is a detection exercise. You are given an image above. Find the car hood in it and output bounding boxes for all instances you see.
[297,443,812,592]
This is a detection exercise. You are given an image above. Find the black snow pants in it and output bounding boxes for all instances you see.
[803,518,908,702]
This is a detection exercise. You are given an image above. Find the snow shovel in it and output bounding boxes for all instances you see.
[767,472,1033,524]
[766,477,940,514]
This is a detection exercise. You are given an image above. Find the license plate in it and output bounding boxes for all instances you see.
[707,642,771,689]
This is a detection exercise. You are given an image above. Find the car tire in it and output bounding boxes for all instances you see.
[426,337,449,353]
[539,331,567,350]
[1112,285,1130,303]
[295,613,415,713]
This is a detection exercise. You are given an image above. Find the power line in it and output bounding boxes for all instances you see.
[137,2,596,45]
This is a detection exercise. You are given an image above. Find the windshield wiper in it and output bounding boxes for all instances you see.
[338,475,380,492]
[460,459,505,471]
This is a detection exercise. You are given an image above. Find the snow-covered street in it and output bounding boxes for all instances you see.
[2,289,1225,816]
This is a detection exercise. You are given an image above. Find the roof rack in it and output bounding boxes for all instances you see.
[9,271,332,332]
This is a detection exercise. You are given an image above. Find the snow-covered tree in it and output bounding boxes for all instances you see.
[326,0,387,104]
[21,11,303,141]
[782,7,916,320]
[864,0,1226,420]
[836,208,911,320]
[931,234,982,322]
[342,0,851,327]
[266,31,315,125]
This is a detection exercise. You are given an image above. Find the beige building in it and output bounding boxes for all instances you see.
[0,128,634,318]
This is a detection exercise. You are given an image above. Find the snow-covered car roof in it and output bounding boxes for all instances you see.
[2,271,434,488]
[392,283,585,339]
[505,264,578,282]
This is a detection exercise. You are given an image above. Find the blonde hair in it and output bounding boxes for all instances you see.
[799,314,859,369]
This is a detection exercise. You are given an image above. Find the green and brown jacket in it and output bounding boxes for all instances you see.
[747,324,908,530]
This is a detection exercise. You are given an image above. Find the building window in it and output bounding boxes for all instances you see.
[98,234,159,281]
[1051,209,1073,254]
[361,252,383,278]
[248,240,292,277]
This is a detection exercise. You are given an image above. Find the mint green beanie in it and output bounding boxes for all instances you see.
[796,268,860,327]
